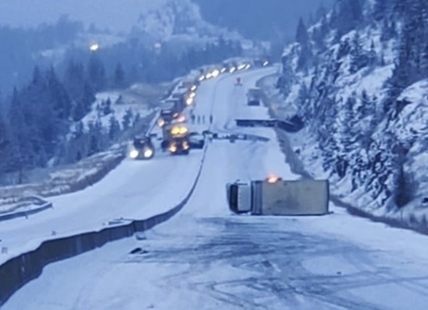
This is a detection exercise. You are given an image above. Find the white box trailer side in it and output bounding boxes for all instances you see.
[227,179,330,216]
[252,179,330,216]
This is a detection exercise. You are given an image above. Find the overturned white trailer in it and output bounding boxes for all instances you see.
[227,177,330,216]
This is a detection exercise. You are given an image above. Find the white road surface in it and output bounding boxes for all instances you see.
[4,68,428,310]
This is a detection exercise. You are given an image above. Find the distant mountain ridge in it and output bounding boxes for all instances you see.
[131,0,241,43]
[192,0,335,42]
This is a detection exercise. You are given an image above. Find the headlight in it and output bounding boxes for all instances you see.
[221,68,227,73]
[229,67,236,73]
[143,148,153,158]
[169,144,177,153]
[183,141,189,150]
[212,69,220,77]
[189,92,196,98]
[157,118,165,127]
[130,150,139,159]
[186,97,194,105]
[191,85,197,91]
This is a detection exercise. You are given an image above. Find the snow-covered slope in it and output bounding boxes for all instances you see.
[131,0,241,44]
[267,0,428,229]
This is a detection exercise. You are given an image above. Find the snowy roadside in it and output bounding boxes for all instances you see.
[0,82,165,215]
[257,74,428,236]
[0,144,125,211]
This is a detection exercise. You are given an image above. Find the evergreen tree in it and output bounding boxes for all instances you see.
[72,98,86,122]
[82,82,96,113]
[0,112,11,174]
[368,40,378,67]
[296,17,309,45]
[113,63,126,88]
[7,89,31,177]
[350,31,368,73]
[297,83,310,122]
[295,17,312,69]
[122,109,133,131]
[108,115,121,141]
[335,0,363,33]
[337,38,351,59]
[88,120,104,156]
[103,98,112,116]
[336,94,358,159]
[87,54,106,92]
[421,42,428,75]
[64,60,85,99]
[315,3,327,21]
[373,0,390,21]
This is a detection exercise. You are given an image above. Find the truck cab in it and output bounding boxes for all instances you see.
[246,88,263,106]
[158,109,180,127]
[162,124,190,155]
[227,182,252,214]
[129,136,155,160]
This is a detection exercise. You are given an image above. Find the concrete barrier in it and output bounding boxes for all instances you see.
[0,147,208,307]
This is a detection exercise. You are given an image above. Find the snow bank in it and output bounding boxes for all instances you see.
[0,145,125,209]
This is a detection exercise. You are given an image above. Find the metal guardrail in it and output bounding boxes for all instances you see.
[0,196,53,222]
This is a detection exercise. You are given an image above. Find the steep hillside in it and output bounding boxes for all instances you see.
[131,0,241,46]
[270,0,428,229]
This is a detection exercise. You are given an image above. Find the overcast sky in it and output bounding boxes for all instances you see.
[0,0,165,31]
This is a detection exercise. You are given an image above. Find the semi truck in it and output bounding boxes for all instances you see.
[162,123,191,155]
[157,109,179,127]
[246,88,263,106]
[226,176,329,216]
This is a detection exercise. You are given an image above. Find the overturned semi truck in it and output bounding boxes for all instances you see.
[226,176,330,216]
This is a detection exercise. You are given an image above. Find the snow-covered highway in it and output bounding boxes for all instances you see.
[4,68,428,310]
[0,72,224,265]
